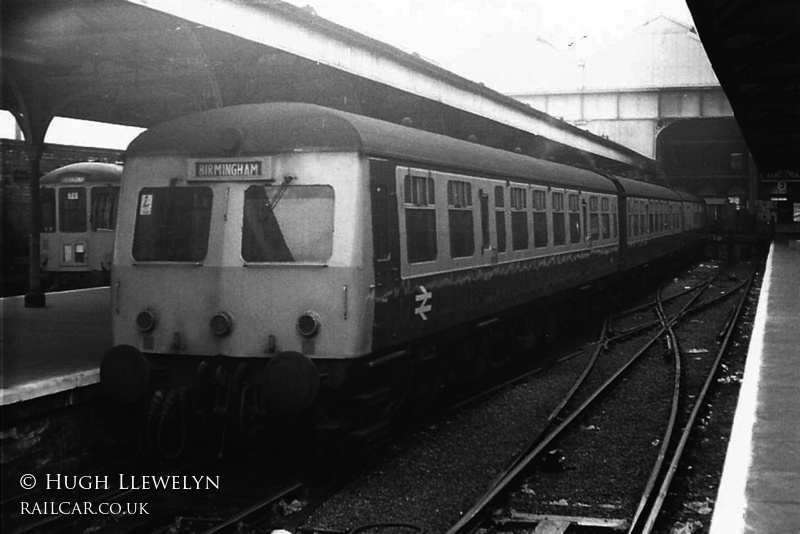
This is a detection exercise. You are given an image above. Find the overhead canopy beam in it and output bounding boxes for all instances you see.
[122,0,650,170]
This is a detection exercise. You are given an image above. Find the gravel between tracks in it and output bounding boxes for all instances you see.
[305,259,763,534]
[307,350,595,533]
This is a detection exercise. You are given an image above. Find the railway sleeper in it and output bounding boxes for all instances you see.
[499,512,630,532]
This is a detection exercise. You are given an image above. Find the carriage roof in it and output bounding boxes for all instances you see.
[613,175,688,202]
[40,162,123,185]
[128,102,687,198]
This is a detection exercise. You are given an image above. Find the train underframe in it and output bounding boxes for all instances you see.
[100,236,704,458]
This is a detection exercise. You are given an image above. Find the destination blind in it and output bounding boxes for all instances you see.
[194,161,262,178]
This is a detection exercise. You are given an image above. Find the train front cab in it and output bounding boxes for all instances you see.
[39,162,121,288]
[101,146,376,427]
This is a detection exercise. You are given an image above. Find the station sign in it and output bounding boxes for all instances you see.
[188,158,272,181]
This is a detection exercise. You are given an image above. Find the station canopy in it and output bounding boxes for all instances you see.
[1,0,653,174]
[687,0,800,175]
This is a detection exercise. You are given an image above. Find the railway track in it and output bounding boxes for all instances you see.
[188,264,747,534]
[445,262,756,534]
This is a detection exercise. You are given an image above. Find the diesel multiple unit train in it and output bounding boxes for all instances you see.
[39,162,122,289]
[100,103,704,445]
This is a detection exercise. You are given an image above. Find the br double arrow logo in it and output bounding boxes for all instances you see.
[415,286,433,321]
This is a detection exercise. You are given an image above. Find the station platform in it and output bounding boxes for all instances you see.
[710,237,800,534]
[0,287,111,406]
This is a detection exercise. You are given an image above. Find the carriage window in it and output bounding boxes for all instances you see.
[552,192,566,245]
[640,202,647,235]
[91,186,119,231]
[448,180,474,258]
[590,215,600,240]
[405,173,435,205]
[601,196,611,239]
[654,202,663,232]
[133,186,213,262]
[589,196,600,241]
[495,185,506,253]
[59,187,87,232]
[568,193,581,244]
[532,189,548,248]
[41,188,56,233]
[655,204,661,232]
[404,175,437,263]
[510,187,528,251]
[612,198,618,238]
[628,200,633,236]
[242,185,334,262]
[480,190,490,250]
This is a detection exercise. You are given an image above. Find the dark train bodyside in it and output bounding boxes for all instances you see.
[341,118,704,360]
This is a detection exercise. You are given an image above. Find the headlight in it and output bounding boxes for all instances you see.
[136,309,157,332]
[210,311,234,337]
[296,311,321,337]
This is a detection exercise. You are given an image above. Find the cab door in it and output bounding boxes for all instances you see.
[368,158,401,349]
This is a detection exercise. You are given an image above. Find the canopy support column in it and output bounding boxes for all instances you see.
[8,79,54,307]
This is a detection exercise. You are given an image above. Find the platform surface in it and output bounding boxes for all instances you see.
[0,287,110,405]
[710,238,800,534]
